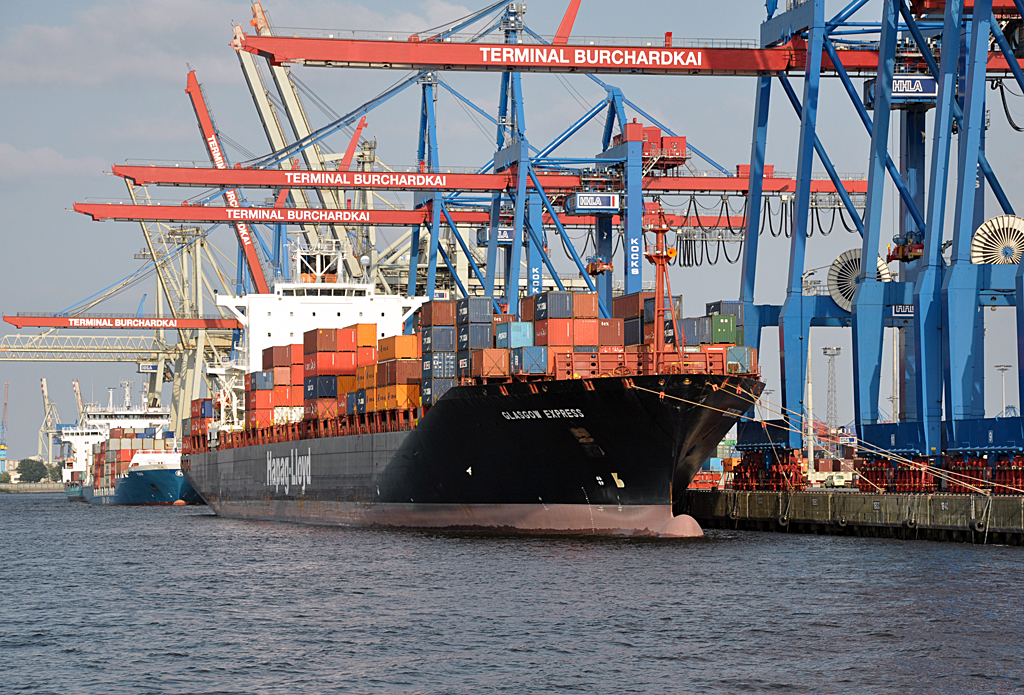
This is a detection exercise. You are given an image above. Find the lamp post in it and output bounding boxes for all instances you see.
[995,365,1012,417]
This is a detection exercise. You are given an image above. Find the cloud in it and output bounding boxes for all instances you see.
[0,0,472,87]
[0,143,108,180]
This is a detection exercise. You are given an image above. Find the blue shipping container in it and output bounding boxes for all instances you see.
[163,431,175,439]
[496,321,534,349]
[423,352,457,379]
[346,392,357,415]
[456,296,494,325]
[253,370,275,391]
[457,323,492,352]
[421,325,456,353]
[144,427,157,438]
[682,317,701,346]
[422,378,457,405]
[304,375,338,400]
[355,389,367,414]
[624,317,643,346]
[534,291,573,321]
[511,346,548,375]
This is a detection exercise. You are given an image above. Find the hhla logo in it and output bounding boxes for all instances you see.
[266,448,312,494]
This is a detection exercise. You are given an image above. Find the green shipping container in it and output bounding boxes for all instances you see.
[711,314,736,344]
[735,326,745,346]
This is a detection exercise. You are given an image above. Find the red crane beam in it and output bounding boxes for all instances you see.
[73,202,753,230]
[110,164,866,195]
[186,70,271,294]
[4,315,242,330]
[232,33,1016,77]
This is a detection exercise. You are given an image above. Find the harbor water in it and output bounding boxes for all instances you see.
[2,493,1022,693]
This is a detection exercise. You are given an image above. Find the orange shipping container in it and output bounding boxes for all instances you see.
[291,343,304,365]
[534,319,573,346]
[337,375,358,394]
[471,349,510,377]
[378,335,419,361]
[346,323,378,348]
[364,388,377,412]
[383,384,421,409]
[573,292,599,319]
[291,364,305,386]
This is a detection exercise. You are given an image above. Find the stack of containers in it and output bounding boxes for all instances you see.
[420,301,457,405]
[643,295,684,346]
[533,291,625,379]
[190,399,214,435]
[246,367,275,428]
[348,323,379,416]
[303,328,345,421]
[376,334,421,410]
[456,296,494,380]
[263,345,304,425]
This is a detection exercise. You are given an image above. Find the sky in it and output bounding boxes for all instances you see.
[2,0,1023,459]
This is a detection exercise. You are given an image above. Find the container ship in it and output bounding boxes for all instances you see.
[182,239,763,537]
[83,425,200,505]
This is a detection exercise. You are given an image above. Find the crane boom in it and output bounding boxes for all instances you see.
[4,315,243,331]
[185,70,271,294]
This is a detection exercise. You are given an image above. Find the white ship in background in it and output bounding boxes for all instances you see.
[58,380,172,484]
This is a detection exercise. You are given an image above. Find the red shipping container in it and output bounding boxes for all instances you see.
[248,409,274,429]
[521,295,536,322]
[262,345,291,370]
[376,359,422,387]
[336,327,358,352]
[118,449,133,462]
[291,343,304,365]
[303,328,338,355]
[356,346,378,367]
[572,293,599,319]
[304,352,356,376]
[573,319,599,346]
[244,391,251,410]
[303,398,338,420]
[535,319,573,346]
[273,385,300,407]
[612,291,654,319]
[421,300,456,326]
[471,349,510,377]
[492,314,515,336]
[244,373,252,391]
[272,366,291,386]
[598,318,624,346]
[250,390,274,410]
[291,364,305,386]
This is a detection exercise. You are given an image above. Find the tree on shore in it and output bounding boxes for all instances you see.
[17,458,48,483]
[0,471,10,484]
[46,462,63,482]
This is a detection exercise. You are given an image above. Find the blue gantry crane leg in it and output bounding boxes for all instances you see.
[851,0,898,433]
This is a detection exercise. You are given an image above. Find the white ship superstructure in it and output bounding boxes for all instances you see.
[58,382,171,484]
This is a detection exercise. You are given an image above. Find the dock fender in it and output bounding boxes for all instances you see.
[776,515,789,527]
[902,518,917,529]
[728,509,738,520]
[969,518,985,533]
[836,516,848,527]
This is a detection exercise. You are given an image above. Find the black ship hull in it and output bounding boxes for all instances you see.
[184,374,762,536]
